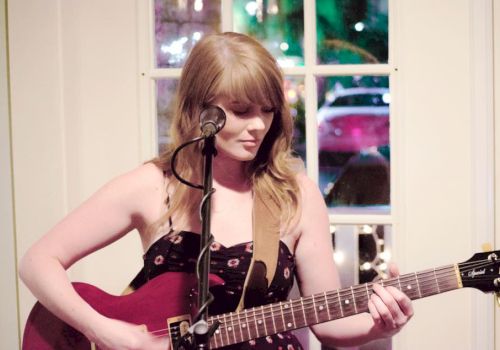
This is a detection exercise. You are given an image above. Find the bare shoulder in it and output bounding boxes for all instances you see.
[97,162,167,219]
[295,171,325,204]
[123,162,166,190]
[109,162,165,190]
[286,172,328,239]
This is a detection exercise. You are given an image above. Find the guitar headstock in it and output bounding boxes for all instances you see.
[458,250,500,293]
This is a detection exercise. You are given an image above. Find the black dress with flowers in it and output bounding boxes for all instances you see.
[130,230,304,350]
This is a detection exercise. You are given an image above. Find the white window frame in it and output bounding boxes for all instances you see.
[137,1,496,349]
[138,0,398,228]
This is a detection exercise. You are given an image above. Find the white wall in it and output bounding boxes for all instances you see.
[1,0,21,348]
[8,0,143,338]
[5,0,497,349]
[494,0,500,348]
[393,1,495,349]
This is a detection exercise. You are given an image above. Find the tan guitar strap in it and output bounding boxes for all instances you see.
[235,190,281,311]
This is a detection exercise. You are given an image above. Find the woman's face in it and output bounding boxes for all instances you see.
[213,96,275,162]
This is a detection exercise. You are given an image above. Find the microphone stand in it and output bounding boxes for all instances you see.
[193,134,216,349]
[172,107,225,350]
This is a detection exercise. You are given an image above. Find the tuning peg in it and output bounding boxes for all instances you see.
[482,243,493,252]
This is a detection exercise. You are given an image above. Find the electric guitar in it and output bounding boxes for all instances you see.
[22,250,500,349]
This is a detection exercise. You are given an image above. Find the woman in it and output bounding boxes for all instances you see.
[19,32,413,350]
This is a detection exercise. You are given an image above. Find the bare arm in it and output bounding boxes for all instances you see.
[19,163,168,349]
[293,174,413,347]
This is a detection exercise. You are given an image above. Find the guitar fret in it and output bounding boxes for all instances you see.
[223,313,230,345]
[279,302,287,331]
[352,285,368,313]
[350,286,358,313]
[402,276,419,299]
[286,300,296,329]
[443,266,460,291]
[324,292,331,320]
[261,306,268,335]
[212,317,219,348]
[433,268,441,293]
[312,293,328,323]
[244,308,251,340]
[211,325,217,348]
[338,289,355,316]
[300,298,307,327]
[272,303,284,332]
[336,290,344,317]
[361,283,371,311]
[419,270,438,297]
[229,312,237,344]
[270,305,277,333]
[311,295,319,323]
[414,272,422,298]
[236,309,244,343]
[251,307,260,338]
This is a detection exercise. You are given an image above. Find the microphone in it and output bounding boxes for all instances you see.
[200,106,226,137]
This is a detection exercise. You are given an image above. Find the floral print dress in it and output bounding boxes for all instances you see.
[130,230,304,350]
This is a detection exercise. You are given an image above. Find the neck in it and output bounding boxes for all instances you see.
[212,157,250,190]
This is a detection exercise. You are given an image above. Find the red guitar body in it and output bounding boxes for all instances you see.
[22,250,500,349]
[22,272,220,350]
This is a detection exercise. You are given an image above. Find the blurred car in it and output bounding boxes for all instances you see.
[317,87,390,154]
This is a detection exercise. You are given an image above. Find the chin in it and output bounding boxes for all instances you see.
[220,150,258,162]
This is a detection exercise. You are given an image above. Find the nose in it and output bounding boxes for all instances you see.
[247,114,267,132]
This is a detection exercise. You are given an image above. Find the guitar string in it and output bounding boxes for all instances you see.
[146,258,496,341]
[150,260,494,341]
[148,274,461,340]
[168,260,492,340]
[199,263,487,338]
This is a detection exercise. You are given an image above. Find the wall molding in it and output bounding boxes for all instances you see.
[470,1,495,349]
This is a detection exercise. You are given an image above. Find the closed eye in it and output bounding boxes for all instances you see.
[262,107,275,114]
[233,108,251,116]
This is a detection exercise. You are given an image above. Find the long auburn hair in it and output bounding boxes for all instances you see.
[150,32,301,237]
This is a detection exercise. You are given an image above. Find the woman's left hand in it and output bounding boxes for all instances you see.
[367,264,414,337]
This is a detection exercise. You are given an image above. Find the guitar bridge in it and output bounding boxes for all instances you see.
[167,314,192,345]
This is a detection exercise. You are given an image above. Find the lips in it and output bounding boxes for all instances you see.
[240,139,259,147]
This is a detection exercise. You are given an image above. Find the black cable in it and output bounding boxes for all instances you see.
[170,136,204,189]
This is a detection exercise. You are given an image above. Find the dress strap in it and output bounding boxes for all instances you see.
[165,194,173,229]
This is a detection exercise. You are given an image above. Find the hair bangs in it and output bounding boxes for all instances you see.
[214,61,283,109]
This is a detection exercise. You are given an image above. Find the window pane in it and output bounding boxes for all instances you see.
[156,79,179,153]
[317,75,390,212]
[233,0,304,67]
[317,0,388,64]
[154,0,221,68]
[285,76,306,162]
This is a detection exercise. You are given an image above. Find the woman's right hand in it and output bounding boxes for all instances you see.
[86,317,170,350]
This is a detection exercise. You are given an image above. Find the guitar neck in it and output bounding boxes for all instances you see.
[207,263,462,348]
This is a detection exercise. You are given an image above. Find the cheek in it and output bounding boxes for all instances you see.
[218,118,242,140]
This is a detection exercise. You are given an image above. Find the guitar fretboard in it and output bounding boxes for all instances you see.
[207,264,460,348]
